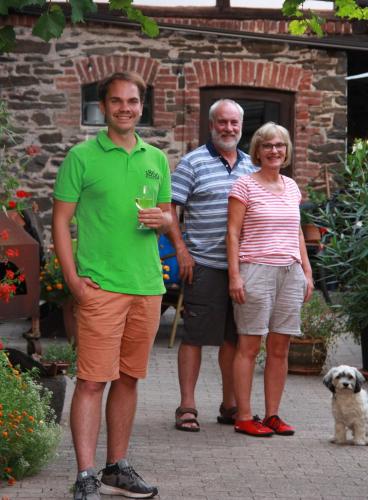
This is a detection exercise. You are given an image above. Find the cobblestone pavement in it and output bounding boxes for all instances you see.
[1,312,368,500]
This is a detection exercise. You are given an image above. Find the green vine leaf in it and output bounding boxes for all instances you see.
[0,25,16,52]
[108,0,159,37]
[289,19,308,35]
[69,0,97,24]
[309,15,324,37]
[125,6,159,37]
[109,0,133,9]
[282,0,304,17]
[335,0,368,20]
[141,16,159,38]
[32,5,66,42]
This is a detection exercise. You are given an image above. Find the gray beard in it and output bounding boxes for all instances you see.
[211,131,241,152]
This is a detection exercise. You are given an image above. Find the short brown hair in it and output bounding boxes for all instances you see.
[98,71,147,103]
[249,122,293,167]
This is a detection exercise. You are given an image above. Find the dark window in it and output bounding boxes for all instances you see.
[81,82,153,127]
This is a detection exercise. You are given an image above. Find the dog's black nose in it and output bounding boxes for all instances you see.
[343,382,349,387]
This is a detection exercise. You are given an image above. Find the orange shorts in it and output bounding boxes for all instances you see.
[76,287,162,382]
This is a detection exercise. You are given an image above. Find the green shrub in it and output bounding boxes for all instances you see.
[313,139,368,339]
[0,349,61,485]
[300,291,345,348]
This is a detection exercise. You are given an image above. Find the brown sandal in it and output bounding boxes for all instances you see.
[217,403,238,425]
[175,406,200,432]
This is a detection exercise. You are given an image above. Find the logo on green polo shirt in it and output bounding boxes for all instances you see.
[146,169,159,180]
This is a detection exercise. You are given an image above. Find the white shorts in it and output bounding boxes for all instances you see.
[233,262,307,336]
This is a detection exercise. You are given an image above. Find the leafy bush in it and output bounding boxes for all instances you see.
[300,291,345,349]
[0,349,61,485]
[313,139,368,339]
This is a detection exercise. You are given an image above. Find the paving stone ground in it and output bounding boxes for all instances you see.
[1,310,368,500]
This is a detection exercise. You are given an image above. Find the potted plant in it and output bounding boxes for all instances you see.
[40,244,77,345]
[288,291,345,375]
[311,138,368,372]
[41,342,77,378]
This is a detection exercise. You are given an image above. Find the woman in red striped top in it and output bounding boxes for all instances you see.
[227,122,313,437]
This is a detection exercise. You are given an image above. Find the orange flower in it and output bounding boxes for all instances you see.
[4,467,12,474]
[2,431,8,438]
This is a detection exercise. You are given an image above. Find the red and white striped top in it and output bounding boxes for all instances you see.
[229,174,302,266]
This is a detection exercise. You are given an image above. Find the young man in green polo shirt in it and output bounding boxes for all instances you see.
[52,71,172,500]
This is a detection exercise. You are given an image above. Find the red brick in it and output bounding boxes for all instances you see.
[255,62,264,86]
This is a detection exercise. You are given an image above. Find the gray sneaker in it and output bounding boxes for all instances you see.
[73,469,101,500]
[100,459,158,498]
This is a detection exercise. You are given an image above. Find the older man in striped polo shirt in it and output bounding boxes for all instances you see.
[169,99,257,432]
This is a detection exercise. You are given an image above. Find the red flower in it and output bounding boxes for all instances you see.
[18,274,25,282]
[5,248,19,258]
[0,340,3,350]
[25,145,40,157]
[16,190,29,199]
[5,270,14,280]
[8,201,16,209]
[0,230,9,241]
[0,283,13,302]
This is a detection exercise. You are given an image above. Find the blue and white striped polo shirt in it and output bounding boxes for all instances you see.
[171,142,256,269]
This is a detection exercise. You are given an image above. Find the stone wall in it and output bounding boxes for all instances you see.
[0,15,347,231]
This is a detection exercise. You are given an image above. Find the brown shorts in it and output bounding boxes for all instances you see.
[233,262,307,336]
[76,287,162,382]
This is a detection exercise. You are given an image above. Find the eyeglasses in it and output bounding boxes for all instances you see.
[261,142,287,151]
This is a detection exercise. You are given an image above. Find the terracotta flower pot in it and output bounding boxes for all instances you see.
[288,337,327,376]
[302,223,321,244]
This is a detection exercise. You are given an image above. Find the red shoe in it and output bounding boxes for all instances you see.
[263,415,295,436]
[234,415,274,437]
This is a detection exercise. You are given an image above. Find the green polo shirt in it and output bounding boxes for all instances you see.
[54,130,171,295]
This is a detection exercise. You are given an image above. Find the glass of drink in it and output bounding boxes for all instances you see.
[135,184,154,230]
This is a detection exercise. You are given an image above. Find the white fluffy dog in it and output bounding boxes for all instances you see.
[323,365,368,445]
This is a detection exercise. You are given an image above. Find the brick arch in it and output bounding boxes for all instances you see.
[191,60,312,92]
[54,56,159,128]
[75,55,159,86]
